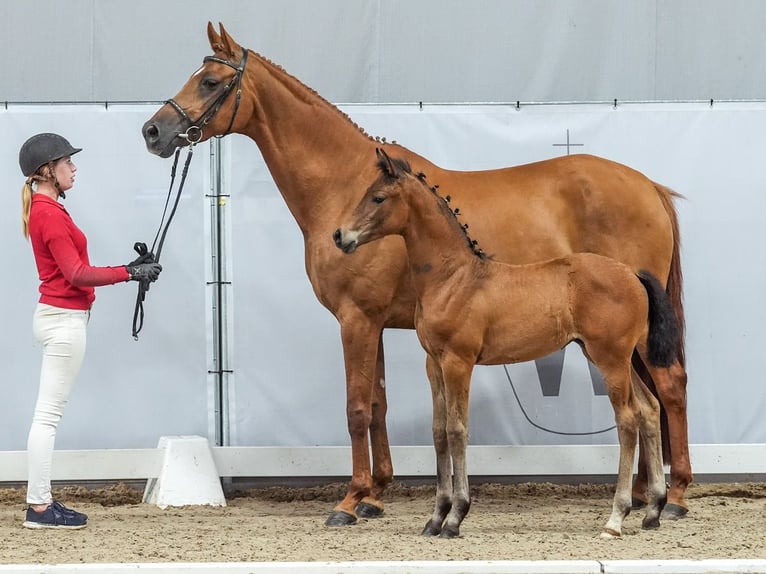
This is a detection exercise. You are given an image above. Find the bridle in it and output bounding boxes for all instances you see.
[165,49,249,144]
[131,49,249,339]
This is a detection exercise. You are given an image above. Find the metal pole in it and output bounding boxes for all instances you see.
[208,137,231,447]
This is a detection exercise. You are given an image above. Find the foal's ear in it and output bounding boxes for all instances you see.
[376,147,399,179]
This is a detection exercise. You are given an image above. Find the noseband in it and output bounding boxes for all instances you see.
[165,49,249,143]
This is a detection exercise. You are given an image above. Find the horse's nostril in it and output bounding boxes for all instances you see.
[144,124,159,141]
[333,229,341,245]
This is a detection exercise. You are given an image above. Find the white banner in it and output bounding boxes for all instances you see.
[228,102,766,447]
[3,102,765,456]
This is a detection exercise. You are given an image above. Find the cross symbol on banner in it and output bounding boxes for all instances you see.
[552,129,584,155]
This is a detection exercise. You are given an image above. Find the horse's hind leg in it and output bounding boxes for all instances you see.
[357,334,393,519]
[631,368,667,529]
[651,360,691,518]
[640,352,692,519]
[422,355,453,536]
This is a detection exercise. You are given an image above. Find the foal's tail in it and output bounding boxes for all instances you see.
[637,270,680,368]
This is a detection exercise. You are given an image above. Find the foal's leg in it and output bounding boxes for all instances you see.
[631,370,667,529]
[630,353,654,509]
[645,359,691,519]
[597,361,639,538]
[437,355,474,539]
[422,355,453,536]
[357,335,393,518]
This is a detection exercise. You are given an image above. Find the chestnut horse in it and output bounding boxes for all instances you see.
[142,22,691,525]
[334,149,676,538]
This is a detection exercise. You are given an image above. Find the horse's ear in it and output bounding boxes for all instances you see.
[376,148,399,179]
[207,22,223,52]
[218,23,243,60]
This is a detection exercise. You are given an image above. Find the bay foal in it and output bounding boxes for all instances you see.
[334,149,678,538]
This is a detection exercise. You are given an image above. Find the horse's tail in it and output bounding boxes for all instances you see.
[654,183,686,368]
[637,270,680,368]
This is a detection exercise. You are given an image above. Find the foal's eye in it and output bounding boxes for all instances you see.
[372,196,386,204]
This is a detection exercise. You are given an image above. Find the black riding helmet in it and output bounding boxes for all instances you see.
[19,133,82,177]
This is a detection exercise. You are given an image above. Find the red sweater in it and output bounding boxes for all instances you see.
[29,194,130,310]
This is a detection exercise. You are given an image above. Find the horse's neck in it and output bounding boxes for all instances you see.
[401,190,480,294]
[240,52,375,233]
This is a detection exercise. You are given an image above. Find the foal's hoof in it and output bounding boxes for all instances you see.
[421,520,442,537]
[662,503,689,520]
[439,525,460,539]
[356,501,384,518]
[642,515,661,530]
[325,510,357,527]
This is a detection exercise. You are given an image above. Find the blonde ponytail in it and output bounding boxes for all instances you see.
[21,180,33,239]
[22,165,53,239]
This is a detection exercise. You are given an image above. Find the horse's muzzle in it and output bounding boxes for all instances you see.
[142,120,183,158]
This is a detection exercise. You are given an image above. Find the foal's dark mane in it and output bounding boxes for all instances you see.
[376,157,488,260]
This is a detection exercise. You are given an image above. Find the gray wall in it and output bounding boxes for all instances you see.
[3,1,766,104]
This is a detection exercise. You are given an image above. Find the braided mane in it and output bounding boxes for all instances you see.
[251,49,392,143]
[375,157,488,260]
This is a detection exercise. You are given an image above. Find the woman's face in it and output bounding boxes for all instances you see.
[52,156,77,191]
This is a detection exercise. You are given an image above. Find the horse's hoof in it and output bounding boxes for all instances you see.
[356,501,384,518]
[662,503,689,520]
[600,528,621,539]
[631,496,647,509]
[421,520,441,537]
[325,510,357,527]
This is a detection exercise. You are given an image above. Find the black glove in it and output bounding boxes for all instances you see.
[126,262,163,282]
[127,251,156,267]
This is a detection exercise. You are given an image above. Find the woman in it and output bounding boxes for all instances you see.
[19,133,162,529]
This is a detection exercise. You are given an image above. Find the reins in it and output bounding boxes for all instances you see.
[131,144,195,339]
[132,49,248,339]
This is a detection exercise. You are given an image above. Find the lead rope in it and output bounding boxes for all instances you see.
[132,143,196,339]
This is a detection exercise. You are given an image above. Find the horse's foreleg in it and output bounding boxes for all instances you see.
[436,356,473,539]
[325,319,382,527]
[631,370,667,529]
[647,360,691,519]
[422,355,452,536]
[357,334,393,519]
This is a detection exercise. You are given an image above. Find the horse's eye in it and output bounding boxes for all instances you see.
[201,78,220,90]
[372,196,386,204]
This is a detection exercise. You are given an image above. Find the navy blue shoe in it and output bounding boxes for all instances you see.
[23,501,87,529]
